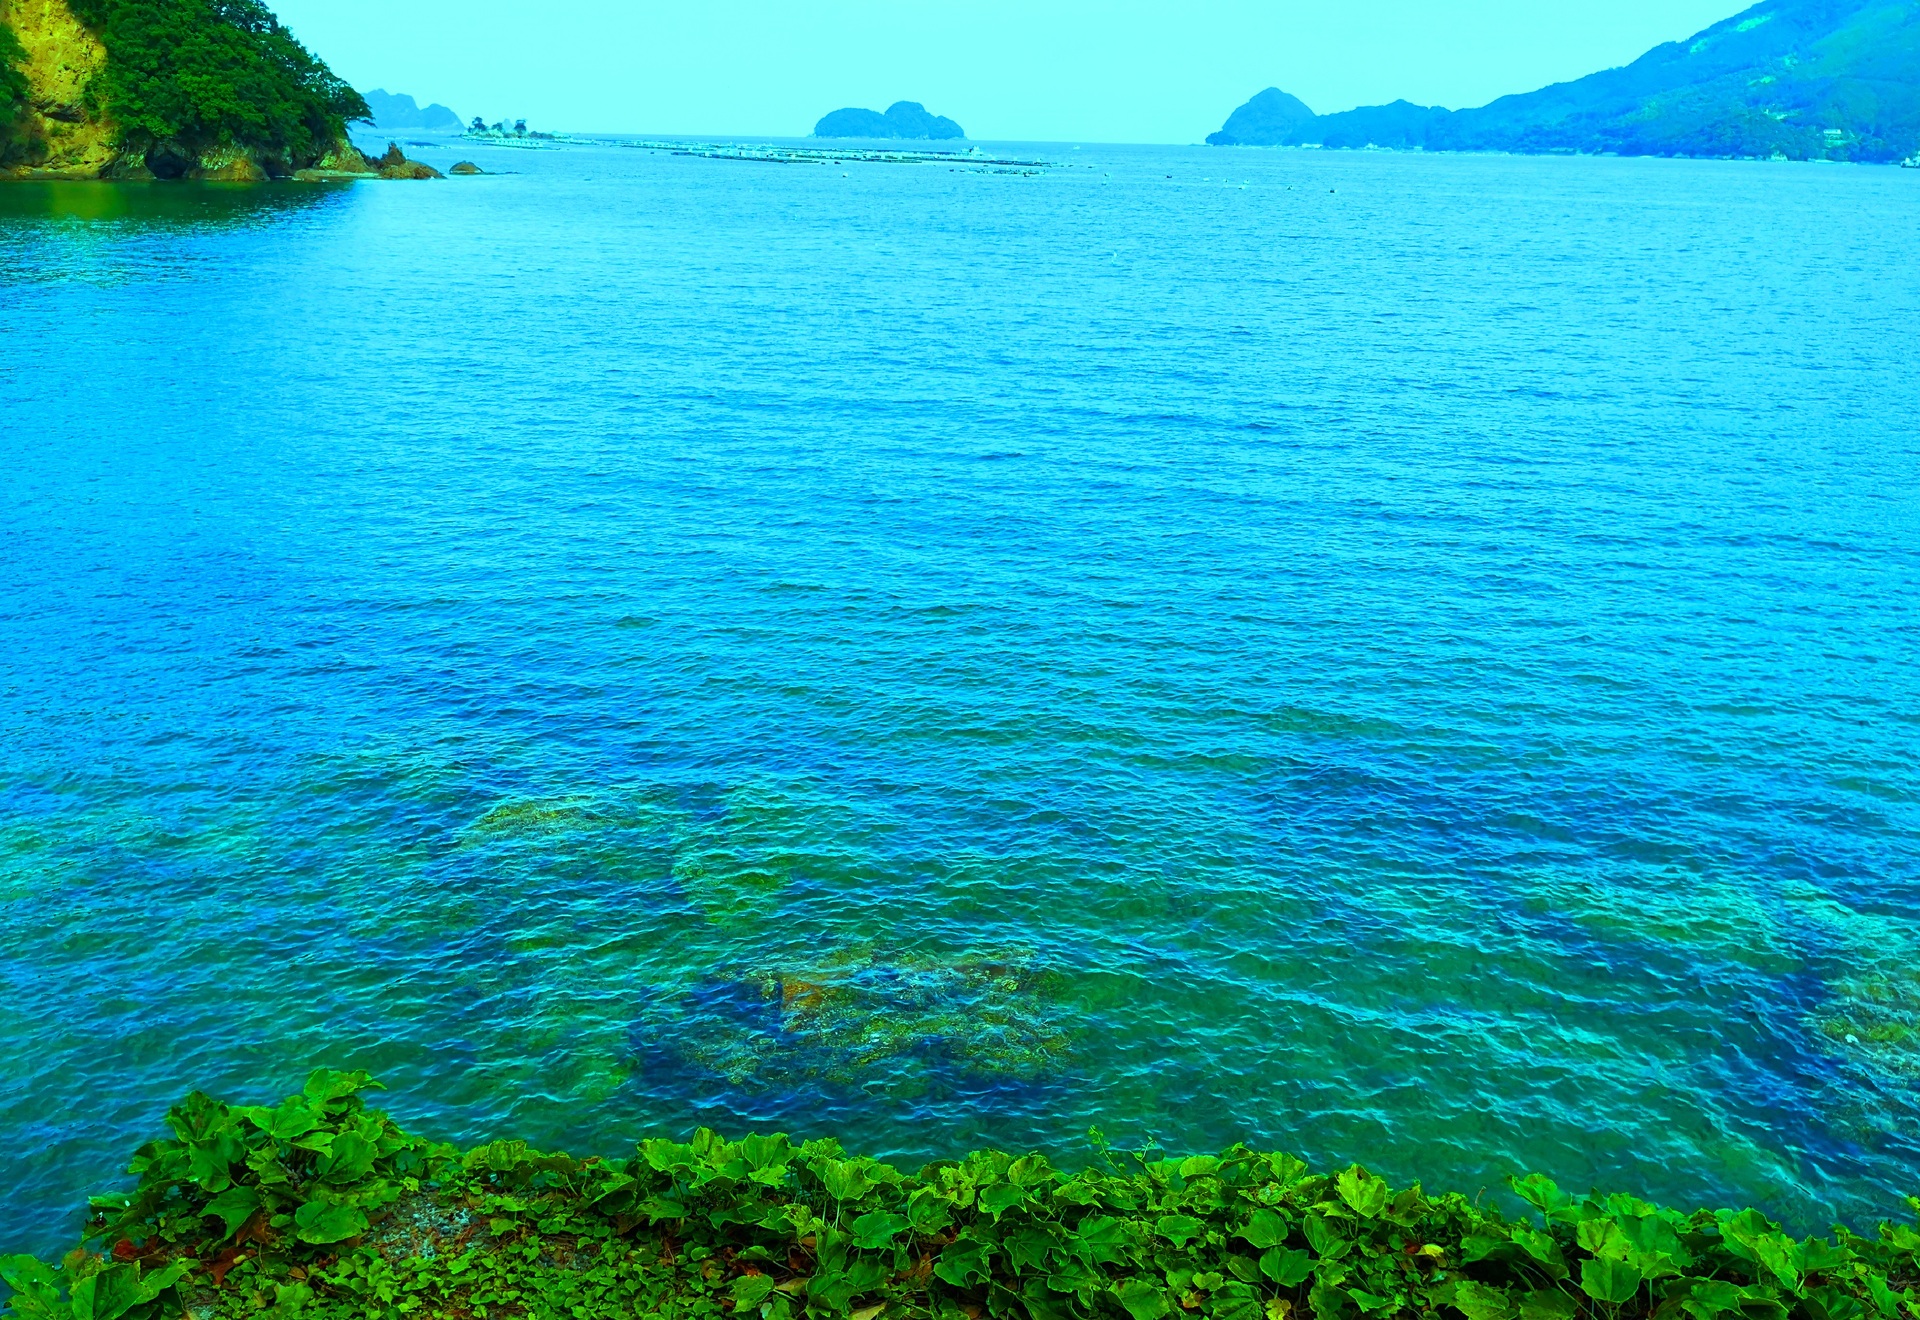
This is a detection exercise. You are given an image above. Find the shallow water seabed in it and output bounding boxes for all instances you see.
[0,144,1918,1255]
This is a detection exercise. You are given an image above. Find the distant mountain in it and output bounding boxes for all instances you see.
[814,101,964,140]
[363,89,462,133]
[1209,0,1920,162]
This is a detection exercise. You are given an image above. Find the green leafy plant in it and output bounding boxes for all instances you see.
[6,1074,1920,1320]
[82,1069,450,1255]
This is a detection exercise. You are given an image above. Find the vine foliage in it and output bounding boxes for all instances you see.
[2,1072,1918,1320]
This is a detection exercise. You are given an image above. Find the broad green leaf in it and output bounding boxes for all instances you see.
[819,1159,873,1203]
[1310,1278,1350,1320]
[1113,1279,1172,1320]
[242,1101,320,1142]
[1304,1214,1349,1259]
[640,1139,692,1173]
[1021,1280,1075,1320]
[1156,1214,1204,1247]
[906,1188,953,1234]
[303,1069,379,1105]
[1578,1219,1627,1260]
[1387,1185,1428,1226]
[1511,1175,1568,1219]
[186,1139,237,1194]
[1261,1249,1315,1287]
[933,1237,993,1288]
[980,1183,1026,1218]
[203,1184,263,1238]
[732,1275,776,1309]
[1211,1281,1264,1320]
[1512,1226,1569,1277]
[70,1261,190,1320]
[739,1133,791,1171]
[1521,1290,1577,1320]
[1806,1286,1868,1320]
[1453,1281,1518,1320]
[1009,1155,1055,1186]
[1242,1209,1291,1250]
[1718,1210,1773,1263]
[1006,1228,1056,1274]
[1681,1280,1745,1320]
[1268,1153,1309,1186]
[1801,1239,1853,1274]
[1755,1235,1804,1294]
[1226,1257,1263,1285]
[1179,1156,1221,1180]
[850,1211,908,1250]
[1350,1290,1396,1314]
[1337,1168,1390,1219]
[1071,1216,1133,1265]
[0,1254,61,1302]
[1580,1258,1643,1306]
[321,1130,378,1184]
[292,1199,369,1245]
[1462,1233,1514,1264]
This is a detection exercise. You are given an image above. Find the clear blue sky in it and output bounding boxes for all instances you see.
[276,0,1748,142]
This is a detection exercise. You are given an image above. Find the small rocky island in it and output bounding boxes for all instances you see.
[814,101,963,140]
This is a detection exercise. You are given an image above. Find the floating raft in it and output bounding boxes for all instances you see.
[454,133,1050,172]
[622,138,1049,173]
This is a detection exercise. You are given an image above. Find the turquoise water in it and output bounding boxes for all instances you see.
[2,143,1918,1255]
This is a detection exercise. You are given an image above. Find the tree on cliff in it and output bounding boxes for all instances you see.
[66,0,368,163]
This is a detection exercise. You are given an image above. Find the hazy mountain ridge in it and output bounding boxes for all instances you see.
[364,89,461,132]
[1211,0,1920,161]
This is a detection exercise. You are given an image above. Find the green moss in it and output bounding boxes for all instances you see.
[62,0,367,162]
[4,1071,1919,1320]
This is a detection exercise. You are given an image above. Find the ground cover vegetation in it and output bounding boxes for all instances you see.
[61,0,366,168]
[3,1072,1917,1320]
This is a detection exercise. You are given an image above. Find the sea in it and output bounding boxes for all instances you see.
[1,137,1917,1257]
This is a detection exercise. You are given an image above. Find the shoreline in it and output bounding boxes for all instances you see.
[3,1072,1916,1320]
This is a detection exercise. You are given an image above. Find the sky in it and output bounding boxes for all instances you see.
[275,0,1751,143]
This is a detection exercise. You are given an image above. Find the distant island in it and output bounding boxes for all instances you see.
[1,0,437,180]
[364,89,461,132]
[1209,0,1920,163]
[814,101,963,140]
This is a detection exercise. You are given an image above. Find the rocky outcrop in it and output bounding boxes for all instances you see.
[1,0,118,176]
[448,160,482,174]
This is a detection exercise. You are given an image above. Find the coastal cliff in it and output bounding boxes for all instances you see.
[0,0,375,179]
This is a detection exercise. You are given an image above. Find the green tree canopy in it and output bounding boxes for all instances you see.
[66,0,369,160]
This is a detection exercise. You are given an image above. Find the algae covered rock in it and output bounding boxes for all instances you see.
[379,158,441,179]
[448,160,481,174]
